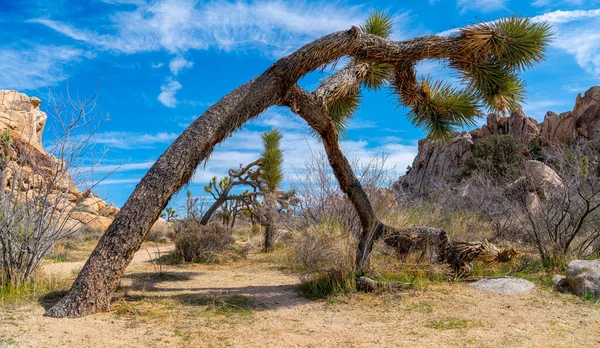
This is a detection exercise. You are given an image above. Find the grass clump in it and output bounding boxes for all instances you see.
[1,273,71,305]
[298,270,356,299]
[426,317,478,330]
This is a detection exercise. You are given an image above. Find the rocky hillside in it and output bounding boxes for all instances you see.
[395,86,600,195]
[0,90,119,231]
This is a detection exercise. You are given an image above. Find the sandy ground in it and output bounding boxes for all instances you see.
[1,246,599,348]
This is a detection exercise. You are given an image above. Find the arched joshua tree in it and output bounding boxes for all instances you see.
[46,13,551,317]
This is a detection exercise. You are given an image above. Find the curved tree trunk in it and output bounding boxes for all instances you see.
[45,27,459,317]
[201,196,227,225]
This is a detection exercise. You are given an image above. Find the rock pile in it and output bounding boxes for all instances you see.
[396,86,600,195]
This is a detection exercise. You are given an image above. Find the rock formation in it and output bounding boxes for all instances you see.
[396,86,600,195]
[0,90,119,231]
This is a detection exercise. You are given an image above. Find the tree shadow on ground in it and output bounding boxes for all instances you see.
[119,284,308,311]
[117,270,308,311]
[38,290,69,310]
[121,271,197,291]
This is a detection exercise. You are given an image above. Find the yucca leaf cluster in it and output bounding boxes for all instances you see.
[327,12,552,141]
[260,129,284,191]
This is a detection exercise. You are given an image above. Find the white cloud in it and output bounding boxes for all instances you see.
[157,79,182,107]
[532,0,587,7]
[96,178,144,185]
[254,110,307,131]
[0,45,90,90]
[31,0,407,58]
[151,62,164,68]
[531,9,600,76]
[457,0,507,14]
[93,131,178,149]
[169,56,193,75]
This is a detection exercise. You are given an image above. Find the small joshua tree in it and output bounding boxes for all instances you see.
[260,129,284,251]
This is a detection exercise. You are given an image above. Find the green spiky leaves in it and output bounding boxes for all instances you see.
[325,90,362,137]
[405,79,480,140]
[464,61,525,113]
[361,11,394,38]
[450,16,551,114]
[461,16,553,71]
[260,129,284,191]
[358,11,395,91]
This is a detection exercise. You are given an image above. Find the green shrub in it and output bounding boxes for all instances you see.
[464,134,523,181]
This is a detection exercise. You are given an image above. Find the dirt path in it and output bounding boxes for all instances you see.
[1,247,600,347]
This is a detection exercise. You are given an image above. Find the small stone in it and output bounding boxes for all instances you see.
[470,276,535,295]
[552,274,568,292]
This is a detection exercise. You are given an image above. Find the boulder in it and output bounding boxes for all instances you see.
[566,260,600,298]
[395,132,473,194]
[552,274,568,292]
[524,160,564,199]
[470,276,535,295]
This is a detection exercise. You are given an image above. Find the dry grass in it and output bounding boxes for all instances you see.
[385,202,495,242]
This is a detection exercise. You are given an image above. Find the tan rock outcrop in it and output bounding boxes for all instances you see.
[0,90,120,232]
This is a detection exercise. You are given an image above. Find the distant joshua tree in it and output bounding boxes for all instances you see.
[47,12,551,317]
[200,129,284,252]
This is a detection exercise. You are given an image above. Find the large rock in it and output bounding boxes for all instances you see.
[524,160,564,200]
[566,260,600,297]
[396,86,600,196]
[0,90,120,231]
[395,132,474,193]
[541,86,600,145]
[470,276,535,295]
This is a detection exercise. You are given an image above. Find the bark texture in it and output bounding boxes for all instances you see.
[46,28,462,317]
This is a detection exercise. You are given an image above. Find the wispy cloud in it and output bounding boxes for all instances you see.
[457,0,507,14]
[93,131,178,149]
[532,9,600,76]
[157,79,182,107]
[30,0,408,58]
[0,45,90,90]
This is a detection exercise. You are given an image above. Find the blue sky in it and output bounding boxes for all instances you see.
[1,0,599,210]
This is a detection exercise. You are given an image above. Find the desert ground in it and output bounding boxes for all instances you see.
[1,242,599,348]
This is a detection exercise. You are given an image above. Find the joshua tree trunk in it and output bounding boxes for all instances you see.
[262,192,276,252]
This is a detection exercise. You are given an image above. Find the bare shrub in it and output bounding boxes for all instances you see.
[0,90,111,286]
[512,144,600,262]
[289,147,398,239]
[170,220,236,263]
[285,147,398,295]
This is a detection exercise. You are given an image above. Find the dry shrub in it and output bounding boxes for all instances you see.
[146,222,172,243]
[283,222,356,297]
[170,221,236,263]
